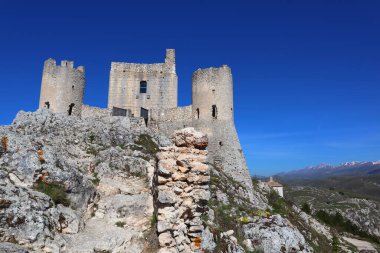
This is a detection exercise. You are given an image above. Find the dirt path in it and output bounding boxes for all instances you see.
[343,237,378,252]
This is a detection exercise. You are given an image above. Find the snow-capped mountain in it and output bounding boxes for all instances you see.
[277,161,380,180]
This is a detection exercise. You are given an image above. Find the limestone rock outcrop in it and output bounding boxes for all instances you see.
[243,215,311,253]
[0,110,164,252]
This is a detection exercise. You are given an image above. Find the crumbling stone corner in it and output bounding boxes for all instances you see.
[154,127,210,253]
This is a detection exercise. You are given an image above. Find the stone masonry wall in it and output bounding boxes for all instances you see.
[150,106,192,125]
[155,128,210,253]
[81,104,110,118]
[107,49,178,117]
[39,59,85,117]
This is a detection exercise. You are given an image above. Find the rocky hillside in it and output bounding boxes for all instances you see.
[0,110,333,253]
[0,110,166,252]
[285,185,380,252]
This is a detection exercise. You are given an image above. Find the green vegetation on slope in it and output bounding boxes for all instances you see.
[134,134,159,156]
[34,180,70,207]
[207,169,260,252]
[315,210,380,244]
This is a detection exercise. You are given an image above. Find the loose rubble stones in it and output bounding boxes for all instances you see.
[155,128,210,253]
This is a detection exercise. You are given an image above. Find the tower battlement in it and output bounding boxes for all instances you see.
[44,58,84,72]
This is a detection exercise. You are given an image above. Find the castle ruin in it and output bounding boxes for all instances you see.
[39,49,255,201]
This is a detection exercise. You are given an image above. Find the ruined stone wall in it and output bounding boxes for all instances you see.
[149,105,193,133]
[130,117,147,129]
[107,49,177,117]
[81,105,110,118]
[150,106,192,122]
[155,128,210,253]
[39,59,85,117]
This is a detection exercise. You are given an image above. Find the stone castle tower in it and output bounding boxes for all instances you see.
[192,65,233,121]
[107,49,177,117]
[191,66,252,195]
[39,59,85,117]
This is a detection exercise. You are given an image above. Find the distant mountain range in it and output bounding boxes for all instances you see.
[276,161,380,201]
[277,161,380,179]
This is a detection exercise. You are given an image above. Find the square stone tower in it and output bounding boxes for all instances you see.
[107,49,178,117]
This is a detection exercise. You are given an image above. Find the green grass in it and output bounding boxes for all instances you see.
[35,180,70,207]
[150,214,157,226]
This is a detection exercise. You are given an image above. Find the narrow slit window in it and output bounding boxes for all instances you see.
[68,103,75,116]
[140,81,147,93]
[196,108,200,119]
[212,105,217,119]
[45,102,50,109]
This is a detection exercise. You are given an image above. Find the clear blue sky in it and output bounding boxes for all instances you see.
[0,1,379,176]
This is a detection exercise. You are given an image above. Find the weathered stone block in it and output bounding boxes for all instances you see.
[158,191,177,204]
[159,232,175,247]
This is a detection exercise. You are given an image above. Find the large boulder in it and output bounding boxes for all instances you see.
[171,127,208,149]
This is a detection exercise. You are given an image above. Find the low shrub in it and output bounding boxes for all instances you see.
[301,202,311,214]
[332,235,340,252]
[267,190,288,215]
[115,221,126,227]
[35,180,70,207]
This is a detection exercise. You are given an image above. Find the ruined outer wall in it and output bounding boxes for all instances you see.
[150,106,192,123]
[107,49,177,117]
[149,106,193,138]
[81,105,110,118]
[39,59,85,116]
